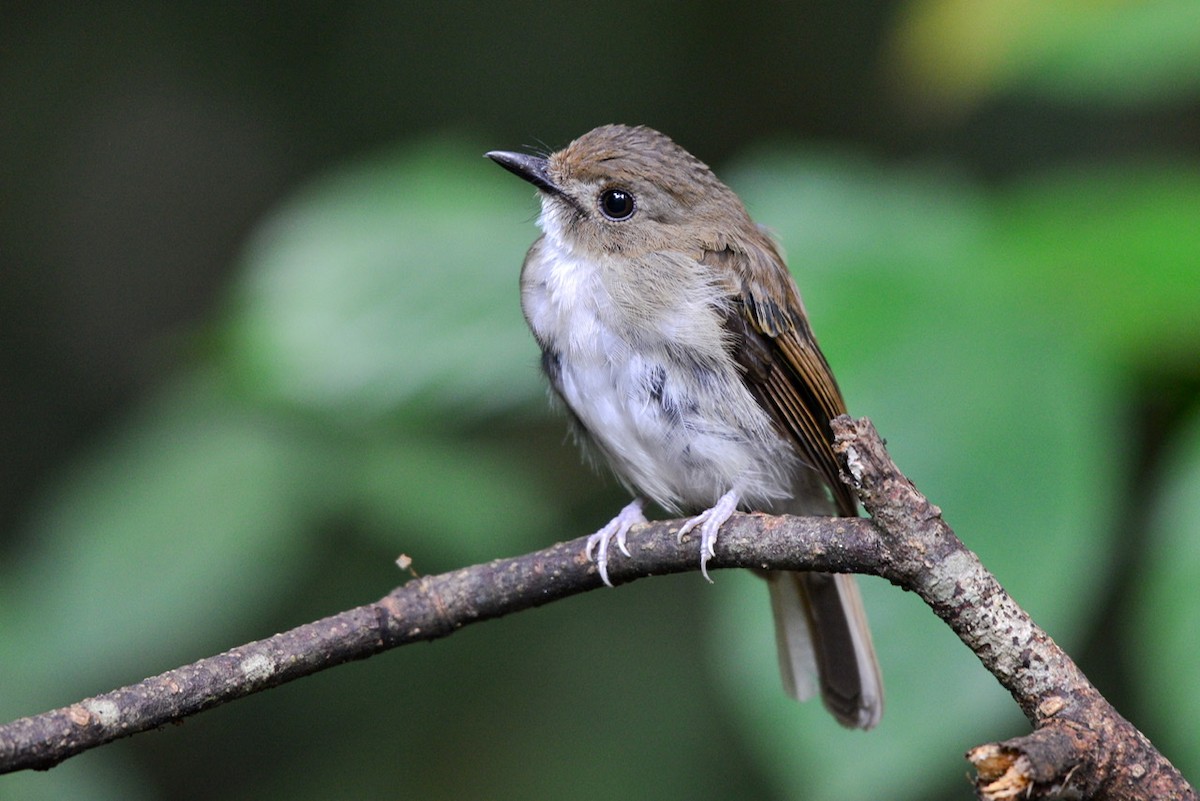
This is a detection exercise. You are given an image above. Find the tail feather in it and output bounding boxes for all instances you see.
[767,572,820,701]
[766,570,883,730]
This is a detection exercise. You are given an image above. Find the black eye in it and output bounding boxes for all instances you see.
[599,188,636,221]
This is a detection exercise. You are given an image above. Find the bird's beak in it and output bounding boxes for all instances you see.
[485,151,560,195]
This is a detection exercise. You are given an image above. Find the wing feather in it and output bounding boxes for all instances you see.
[702,235,857,517]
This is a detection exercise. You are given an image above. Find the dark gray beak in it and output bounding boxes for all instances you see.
[485,151,559,194]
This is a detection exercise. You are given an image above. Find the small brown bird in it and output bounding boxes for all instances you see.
[487,124,882,729]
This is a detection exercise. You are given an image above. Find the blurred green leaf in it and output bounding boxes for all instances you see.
[0,374,333,716]
[890,0,1200,108]
[216,138,584,561]
[222,138,545,425]
[348,430,565,565]
[991,164,1200,364]
[1131,403,1200,779]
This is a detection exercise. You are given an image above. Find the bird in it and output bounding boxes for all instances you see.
[486,124,882,729]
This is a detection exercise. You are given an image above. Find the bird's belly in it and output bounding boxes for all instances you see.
[551,322,797,513]
[522,240,798,512]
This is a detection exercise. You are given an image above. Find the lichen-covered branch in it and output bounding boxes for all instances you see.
[830,416,1194,801]
[0,509,885,774]
[0,417,1193,801]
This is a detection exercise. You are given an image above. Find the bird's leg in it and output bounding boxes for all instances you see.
[585,497,648,587]
[675,490,740,583]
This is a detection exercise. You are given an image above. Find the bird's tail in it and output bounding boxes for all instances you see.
[765,570,883,729]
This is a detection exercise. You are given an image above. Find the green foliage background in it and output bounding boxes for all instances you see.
[2,2,1198,799]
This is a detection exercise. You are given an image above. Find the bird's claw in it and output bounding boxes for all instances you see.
[585,498,647,586]
[675,490,739,583]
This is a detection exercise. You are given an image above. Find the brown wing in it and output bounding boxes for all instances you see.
[701,235,857,517]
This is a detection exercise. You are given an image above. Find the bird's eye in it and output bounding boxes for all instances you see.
[598,188,636,221]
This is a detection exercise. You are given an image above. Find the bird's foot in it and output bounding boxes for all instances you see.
[585,498,648,587]
[675,490,740,583]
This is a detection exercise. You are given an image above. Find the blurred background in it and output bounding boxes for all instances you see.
[2,2,1199,799]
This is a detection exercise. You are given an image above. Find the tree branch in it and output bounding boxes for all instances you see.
[831,417,1194,801]
[0,417,1193,800]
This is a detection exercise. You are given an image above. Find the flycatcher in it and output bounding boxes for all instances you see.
[487,124,883,729]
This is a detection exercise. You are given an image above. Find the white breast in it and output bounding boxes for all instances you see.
[521,234,798,513]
